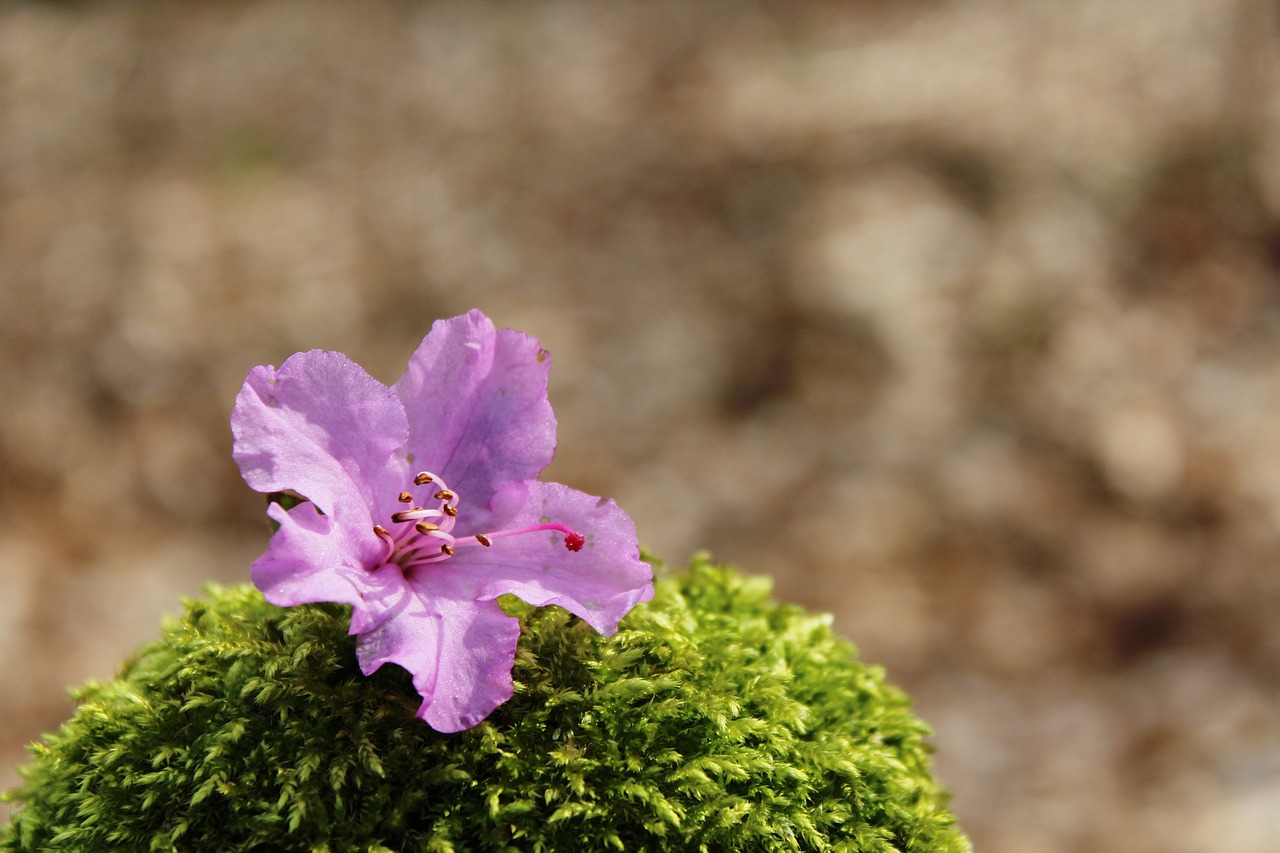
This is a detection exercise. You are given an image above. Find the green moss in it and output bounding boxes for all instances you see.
[2,555,969,852]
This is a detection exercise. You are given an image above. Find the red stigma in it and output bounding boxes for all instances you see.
[564,531,585,552]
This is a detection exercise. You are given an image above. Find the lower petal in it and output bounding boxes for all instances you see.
[354,574,521,733]
[413,593,521,733]
[354,575,442,699]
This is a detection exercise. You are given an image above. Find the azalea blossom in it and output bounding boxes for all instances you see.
[232,310,653,732]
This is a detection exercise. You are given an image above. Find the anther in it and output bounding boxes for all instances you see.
[434,489,456,502]
[440,544,455,556]
[413,472,434,485]
[391,508,423,524]
[415,521,439,534]
[373,524,391,538]
[475,534,492,547]
[443,504,459,517]
[398,491,414,503]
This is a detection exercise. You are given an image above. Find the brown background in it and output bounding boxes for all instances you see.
[2,2,1280,851]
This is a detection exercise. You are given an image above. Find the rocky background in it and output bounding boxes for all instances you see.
[3,1,1280,850]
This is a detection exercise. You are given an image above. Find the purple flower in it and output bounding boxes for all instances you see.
[231,310,653,732]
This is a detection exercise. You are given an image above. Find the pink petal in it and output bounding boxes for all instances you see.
[412,593,521,733]
[391,311,557,530]
[441,481,654,636]
[355,576,521,733]
[251,499,385,609]
[354,564,442,696]
[233,350,410,520]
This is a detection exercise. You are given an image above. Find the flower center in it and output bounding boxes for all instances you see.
[371,471,584,571]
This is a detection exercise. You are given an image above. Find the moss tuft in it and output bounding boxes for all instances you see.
[2,555,969,852]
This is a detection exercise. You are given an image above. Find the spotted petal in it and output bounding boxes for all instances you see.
[392,310,556,531]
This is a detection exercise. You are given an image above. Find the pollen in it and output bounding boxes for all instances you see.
[413,472,434,485]
[398,491,414,503]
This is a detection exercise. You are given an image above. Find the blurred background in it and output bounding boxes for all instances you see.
[2,1,1279,850]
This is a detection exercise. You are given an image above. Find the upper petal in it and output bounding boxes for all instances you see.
[391,310,556,529]
[232,350,410,518]
[438,480,654,636]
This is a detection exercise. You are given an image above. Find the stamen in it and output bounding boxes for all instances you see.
[398,526,445,546]
[391,508,425,524]
[381,473,586,570]
[400,528,455,555]
[371,524,395,565]
[394,507,446,524]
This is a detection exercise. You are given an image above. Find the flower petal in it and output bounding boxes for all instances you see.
[418,594,521,732]
[354,565,442,695]
[444,481,654,636]
[392,311,556,529]
[355,578,520,733]
[233,350,410,519]
[252,499,386,609]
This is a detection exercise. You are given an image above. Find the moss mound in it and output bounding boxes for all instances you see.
[2,556,969,852]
